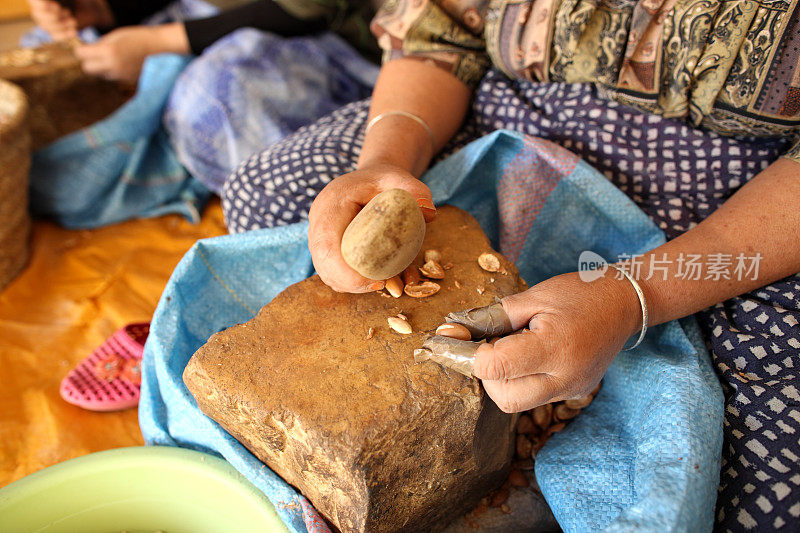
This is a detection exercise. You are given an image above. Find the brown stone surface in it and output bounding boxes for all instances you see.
[0,43,133,149]
[185,206,528,533]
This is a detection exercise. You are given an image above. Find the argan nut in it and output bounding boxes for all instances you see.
[385,275,404,298]
[435,323,471,341]
[565,395,593,410]
[478,252,501,272]
[530,437,543,458]
[532,404,553,429]
[404,281,440,298]
[387,316,412,335]
[547,422,566,436]
[554,404,579,421]
[513,458,534,471]
[403,264,421,286]
[419,260,445,279]
[489,489,509,507]
[424,249,441,263]
[515,414,535,435]
[341,189,426,280]
[508,469,529,488]
[516,434,533,459]
[500,504,511,514]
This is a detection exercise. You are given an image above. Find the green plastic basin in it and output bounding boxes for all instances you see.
[0,446,288,533]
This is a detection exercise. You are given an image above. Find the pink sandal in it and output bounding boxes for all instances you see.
[60,323,149,411]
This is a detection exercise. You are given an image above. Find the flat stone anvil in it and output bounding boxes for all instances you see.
[184,206,528,532]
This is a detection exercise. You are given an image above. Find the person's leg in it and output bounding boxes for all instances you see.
[222,97,481,233]
[223,99,371,232]
[471,71,799,529]
[165,28,376,195]
[473,70,791,238]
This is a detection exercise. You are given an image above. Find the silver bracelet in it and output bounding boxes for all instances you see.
[609,264,649,351]
[365,111,436,153]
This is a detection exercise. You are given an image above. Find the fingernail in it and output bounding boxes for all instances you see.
[368,282,384,291]
[417,198,436,215]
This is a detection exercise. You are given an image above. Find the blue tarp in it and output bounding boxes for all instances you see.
[140,130,723,532]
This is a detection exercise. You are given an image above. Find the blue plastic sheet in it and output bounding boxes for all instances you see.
[28,54,210,229]
[140,130,723,532]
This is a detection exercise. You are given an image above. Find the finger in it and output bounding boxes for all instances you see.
[74,41,112,60]
[413,335,483,377]
[500,290,543,330]
[483,372,567,413]
[52,25,78,41]
[73,43,101,60]
[308,213,383,293]
[446,302,514,339]
[78,56,110,77]
[56,8,74,21]
[37,10,62,28]
[37,0,60,14]
[472,328,551,381]
[308,182,384,293]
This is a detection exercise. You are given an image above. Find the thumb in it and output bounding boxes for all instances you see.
[472,328,549,381]
[73,42,101,60]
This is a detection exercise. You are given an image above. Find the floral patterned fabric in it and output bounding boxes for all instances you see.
[370,0,800,162]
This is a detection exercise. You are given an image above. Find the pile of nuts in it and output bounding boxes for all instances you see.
[466,383,601,523]
[396,248,453,299]
[384,249,451,335]
[383,250,507,336]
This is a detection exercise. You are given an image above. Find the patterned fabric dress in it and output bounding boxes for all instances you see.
[223,0,800,529]
[370,0,800,161]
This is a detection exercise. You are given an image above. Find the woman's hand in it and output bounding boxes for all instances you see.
[28,0,78,40]
[74,23,189,82]
[473,272,642,412]
[27,0,113,41]
[308,164,437,293]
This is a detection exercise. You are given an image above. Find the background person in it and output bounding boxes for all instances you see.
[26,0,380,193]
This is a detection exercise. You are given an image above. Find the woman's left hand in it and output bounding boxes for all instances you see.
[74,26,155,82]
[74,23,188,83]
[472,272,642,412]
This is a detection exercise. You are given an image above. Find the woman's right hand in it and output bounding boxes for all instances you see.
[27,0,113,41]
[308,164,437,294]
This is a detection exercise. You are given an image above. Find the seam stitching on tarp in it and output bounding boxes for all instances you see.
[197,246,256,315]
